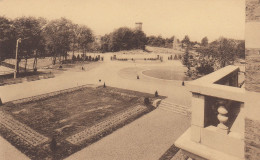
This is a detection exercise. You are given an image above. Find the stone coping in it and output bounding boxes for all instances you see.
[187,65,245,102]
[189,65,239,85]
[175,128,245,160]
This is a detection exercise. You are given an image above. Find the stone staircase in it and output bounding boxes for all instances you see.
[158,100,190,116]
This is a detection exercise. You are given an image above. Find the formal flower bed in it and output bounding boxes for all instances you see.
[0,85,162,160]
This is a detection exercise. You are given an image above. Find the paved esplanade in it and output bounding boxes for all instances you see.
[0,59,191,159]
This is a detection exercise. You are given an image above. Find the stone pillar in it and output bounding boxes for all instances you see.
[191,93,205,143]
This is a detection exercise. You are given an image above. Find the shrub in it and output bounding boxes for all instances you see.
[144,97,150,105]
[76,54,80,60]
[155,91,158,97]
[72,55,77,61]
[50,137,57,152]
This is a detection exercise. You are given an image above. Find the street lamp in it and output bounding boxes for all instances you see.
[14,38,21,79]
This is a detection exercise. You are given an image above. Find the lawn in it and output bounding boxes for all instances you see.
[0,85,161,160]
[142,68,191,81]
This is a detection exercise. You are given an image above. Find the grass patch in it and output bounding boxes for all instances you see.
[142,68,191,81]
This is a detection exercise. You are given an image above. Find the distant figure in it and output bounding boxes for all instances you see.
[182,81,185,86]
[103,82,106,88]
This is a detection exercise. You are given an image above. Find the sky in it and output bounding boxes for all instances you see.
[0,0,245,42]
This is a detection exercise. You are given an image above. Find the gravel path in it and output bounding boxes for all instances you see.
[65,108,190,160]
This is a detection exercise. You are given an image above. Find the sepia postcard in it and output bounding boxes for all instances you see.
[0,0,259,160]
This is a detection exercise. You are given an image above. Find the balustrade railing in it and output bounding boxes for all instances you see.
[175,65,245,160]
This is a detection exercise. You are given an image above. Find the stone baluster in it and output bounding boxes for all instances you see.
[217,99,229,134]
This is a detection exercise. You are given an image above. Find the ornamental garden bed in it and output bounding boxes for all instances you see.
[0,72,55,86]
[0,85,164,160]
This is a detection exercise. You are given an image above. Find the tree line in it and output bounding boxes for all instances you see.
[0,16,95,72]
[146,36,176,48]
[0,16,148,72]
[100,27,147,52]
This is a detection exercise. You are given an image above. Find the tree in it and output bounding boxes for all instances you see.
[100,34,110,52]
[187,37,240,78]
[77,25,94,58]
[132,30,147,50]
[13,17,46,72]
[44,17,74,64]
[236,41,245,59]
[201,37,208,47]
[216,38,236,68]
[101,27,147,52]
[182,46,191,67]
[0,16,15,61]
[181,35,190,48]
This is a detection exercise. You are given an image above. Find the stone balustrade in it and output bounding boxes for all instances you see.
[175,65,245,160]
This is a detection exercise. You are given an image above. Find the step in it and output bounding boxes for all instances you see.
[159,108,187,115]
[159,104,187,113]
[159,107,187,116]
[158,100,189,116]
[159,104,189,112]
[160,101,189,109]
[159,104,188,111]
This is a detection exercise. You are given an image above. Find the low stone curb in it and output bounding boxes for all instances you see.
[66,105,148,145]
[0,111,48,146]
[10,84,96,105]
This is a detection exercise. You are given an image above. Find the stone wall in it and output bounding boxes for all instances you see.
[245,1,260,160]
[245,49,260,92]
[245,118,260,160]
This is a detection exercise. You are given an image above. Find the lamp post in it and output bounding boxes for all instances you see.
[14,38,21,79]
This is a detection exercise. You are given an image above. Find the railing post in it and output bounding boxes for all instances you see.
[217,99,229,134]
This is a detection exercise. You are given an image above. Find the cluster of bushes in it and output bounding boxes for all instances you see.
[72,55,103,62]
[168,55,179,60]
[0,78,23,86]
[142,57,158,61]
[117,58,128,61]
[147,36,175,48]
[111,57,159,61]
[0,72,55,86]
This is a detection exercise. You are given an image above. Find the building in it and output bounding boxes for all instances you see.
[135,22,143,31]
